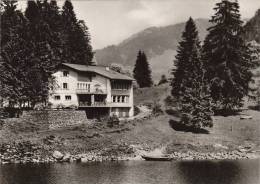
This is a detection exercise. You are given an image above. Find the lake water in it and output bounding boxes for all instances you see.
[0,159,259,184]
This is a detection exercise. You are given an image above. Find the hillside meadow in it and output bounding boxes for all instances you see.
[0,84,259,161]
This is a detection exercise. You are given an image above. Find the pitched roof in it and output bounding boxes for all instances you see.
[61,63,134,81]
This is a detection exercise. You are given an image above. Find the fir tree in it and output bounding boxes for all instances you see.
[0,1,30,105]
[24,0,39,23]
[178,43,213,129]
[171,17,201,99]
[62,0,93,65]
[133,51,143,87]
[22,0,59,106]
[1,0,25,46]
[202,0,254,111]
[133,50,153,88]
[171,17,213,129]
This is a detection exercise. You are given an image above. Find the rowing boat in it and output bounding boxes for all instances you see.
[141,155,174,161]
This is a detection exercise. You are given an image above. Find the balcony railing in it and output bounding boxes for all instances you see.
[76,82,106,94]
[76,82,91,93]
[77,82,91,90]
[79,101,107,107]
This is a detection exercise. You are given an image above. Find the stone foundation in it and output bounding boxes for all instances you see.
[21,110,88,129]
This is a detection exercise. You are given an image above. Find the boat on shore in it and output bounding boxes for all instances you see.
[141,155,174,161]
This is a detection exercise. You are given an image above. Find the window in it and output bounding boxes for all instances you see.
[111,81,130,90]
[78,73,92,82]
[65,95,71,100]
[63,71,69,77]
[63,83,68,89]
[54,95,60,100]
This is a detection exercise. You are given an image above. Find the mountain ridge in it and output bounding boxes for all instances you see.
[95,18,211,81]
[95,10,260,81]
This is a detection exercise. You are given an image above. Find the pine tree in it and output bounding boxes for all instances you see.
[133,50,153,88]
[62,0,93,65]
[171,17,213,129]
[202,0,254,111]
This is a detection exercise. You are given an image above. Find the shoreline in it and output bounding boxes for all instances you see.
[1,145,259,164]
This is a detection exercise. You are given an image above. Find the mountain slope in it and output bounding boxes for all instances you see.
[95,19,211,81]
[244,9,260,43]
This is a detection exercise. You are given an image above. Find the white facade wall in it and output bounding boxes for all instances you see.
[129,84,134,117]
[106,78,112,103]
[49,70,79,107]
[49,67,134,118]
[110,83,134,117]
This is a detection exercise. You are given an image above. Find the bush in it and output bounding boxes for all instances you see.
[2,107,21,118]
[169,119,209,134]
[47,102,53,109]
[66,105,78,110]
[56,104,65,109]
[143,102,153,109]
[152,102,163,115]
[110,63,124,73]
[106,114,120,128]
[34,103,46,110]
[158,75,168,85]
[164,96,176,107]
[0,119,4,130]
[180,111,213,129]
[165,108,181,117]
[0,108,9,119]
[134,106,140,116]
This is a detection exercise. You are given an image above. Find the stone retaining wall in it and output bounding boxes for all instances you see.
[21,110,88,129]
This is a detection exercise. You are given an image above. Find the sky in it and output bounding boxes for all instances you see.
[18,0,260,49]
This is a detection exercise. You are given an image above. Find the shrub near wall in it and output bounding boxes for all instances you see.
[21,110,88,129]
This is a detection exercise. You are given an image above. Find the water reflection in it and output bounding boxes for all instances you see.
[177,159,259,184]
[0,160,259,184]
[0,163,52,184]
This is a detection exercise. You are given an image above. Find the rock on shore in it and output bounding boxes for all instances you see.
[52,151,64,160]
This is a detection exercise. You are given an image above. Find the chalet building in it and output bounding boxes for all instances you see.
[49,63,134,118]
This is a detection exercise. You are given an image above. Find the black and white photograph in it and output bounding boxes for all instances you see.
[0,0,260,183]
